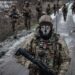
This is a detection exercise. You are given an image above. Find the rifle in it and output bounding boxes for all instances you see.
[16,48,56,75]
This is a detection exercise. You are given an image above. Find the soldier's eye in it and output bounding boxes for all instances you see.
[41,26,45,30]
[46,26,48,29]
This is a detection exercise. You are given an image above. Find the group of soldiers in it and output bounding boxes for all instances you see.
[9,0,75,38]
[9,1,59,38]
[9,1,31,38]
[62,1,75,22]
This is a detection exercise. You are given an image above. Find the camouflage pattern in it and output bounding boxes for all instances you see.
[9,5,20,38]
[15,15,70,75]
[15,31,70,75]
[46,4,51,15]
[36,1,42,21]
[23,2,31,30]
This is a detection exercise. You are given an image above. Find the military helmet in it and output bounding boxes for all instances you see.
[37,0,41,5]
[11,4,17,10]
[25,1,29,7]
[37,15,53,40]
[39,15,52,25]
[41,11,46,16]
[11,4,16,8]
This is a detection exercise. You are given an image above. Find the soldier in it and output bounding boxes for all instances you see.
[29,15,70,75]
[53,4,57,16]
[46,3,51,15]
[72,1,75,14]
[16,15,70,75]
[23,1,31,30]
[36,0,42,21]
[9,4,20,38]
[62,4,68,21]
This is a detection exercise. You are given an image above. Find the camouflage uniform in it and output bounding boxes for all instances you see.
[46,4,51,15]
[28,15,70,75]
[9,5,19,32]
[36,1,42,21]
[62,4,68,21]
[16,15,70,75]
[23,2,31,30]
[9,5,20,38]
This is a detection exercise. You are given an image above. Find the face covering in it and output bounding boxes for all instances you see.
[41,25,51,35]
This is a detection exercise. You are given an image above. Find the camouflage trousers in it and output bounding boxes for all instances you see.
[11,20,18,38]
[24,16,31,30]
[11,20,17,32]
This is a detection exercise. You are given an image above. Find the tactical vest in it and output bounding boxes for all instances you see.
[29,33,62,72]
[10,10,19,19]
[23,7,31,17]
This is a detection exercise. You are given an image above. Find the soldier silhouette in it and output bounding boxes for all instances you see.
[62,4,68,21]
[36,0,42,21]
[53,4,57,16]
[46,3,51,15]
[9,4,20,38]
[23,1,31,30]
[72,1,75,14]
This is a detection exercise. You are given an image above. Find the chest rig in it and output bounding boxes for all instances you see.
[29,33,62,73]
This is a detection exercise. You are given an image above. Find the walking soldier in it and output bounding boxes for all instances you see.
[36,0,42,21]
[46,3,51,15]
[23,1,31,30]
[9,4,20,38]
[53,4,57,16]
[62,4,68,21]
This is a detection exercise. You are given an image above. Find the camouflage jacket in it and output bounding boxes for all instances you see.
[9,9,20,22]
[16,32,70,75]
[23,6,31,17]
